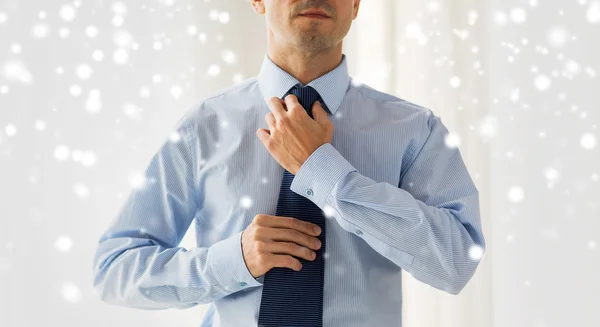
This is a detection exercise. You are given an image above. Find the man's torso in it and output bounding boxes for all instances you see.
[188,77,430,327]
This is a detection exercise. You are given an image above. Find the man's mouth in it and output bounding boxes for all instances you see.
[298,10,331,19]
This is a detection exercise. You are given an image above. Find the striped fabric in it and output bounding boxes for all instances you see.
[92,54,486,327]
[257,85,327,326]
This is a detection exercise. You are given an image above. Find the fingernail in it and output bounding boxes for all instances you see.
[314,226,321,234]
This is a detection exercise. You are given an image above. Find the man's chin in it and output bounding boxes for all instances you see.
[294,26,330,37]
[293,37,332,50]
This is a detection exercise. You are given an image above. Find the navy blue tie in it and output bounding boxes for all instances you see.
[257,85,326,327]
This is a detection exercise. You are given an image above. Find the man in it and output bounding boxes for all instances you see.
[92,0,486,326]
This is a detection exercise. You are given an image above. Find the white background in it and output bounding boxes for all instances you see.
[0,1,598,326]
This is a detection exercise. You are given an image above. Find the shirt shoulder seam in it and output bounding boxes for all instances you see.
[351,80,428,115]
[201,77,258,102]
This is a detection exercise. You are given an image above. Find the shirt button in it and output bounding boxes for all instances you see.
[306,189,313,196]
[355,230,363,235]
[240,282,247,287]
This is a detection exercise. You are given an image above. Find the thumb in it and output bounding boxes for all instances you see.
[312,101,329,123]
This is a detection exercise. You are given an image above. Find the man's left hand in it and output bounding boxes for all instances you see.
[257,94,334,175]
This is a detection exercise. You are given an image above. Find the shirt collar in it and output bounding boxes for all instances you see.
[257,53,350,115]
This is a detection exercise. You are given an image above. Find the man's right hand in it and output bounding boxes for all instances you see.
[241,214,323,278]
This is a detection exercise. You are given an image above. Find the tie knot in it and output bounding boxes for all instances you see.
[285,85,322,118]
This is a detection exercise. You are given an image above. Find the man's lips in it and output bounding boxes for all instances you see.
[298,10,331,19]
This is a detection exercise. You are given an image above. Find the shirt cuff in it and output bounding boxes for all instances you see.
[290,143,357,209]
[207,230,264,292]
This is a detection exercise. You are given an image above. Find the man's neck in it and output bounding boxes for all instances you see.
[267,42,344,86]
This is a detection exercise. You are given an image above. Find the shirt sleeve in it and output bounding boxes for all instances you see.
[290,111,486,295]
[92,117,262,310]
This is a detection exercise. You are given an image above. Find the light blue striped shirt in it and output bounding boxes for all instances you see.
[92,54,486,327]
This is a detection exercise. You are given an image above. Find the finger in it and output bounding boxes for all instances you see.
[256,128,271,145]
[265,241,316,262]
[266,97,287,120]
[264,112,276,131]
[268,253,303,271]
[284,94,304,114]
[261,215,321,237]
[312,101,328,123]
[267,227,322,251]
